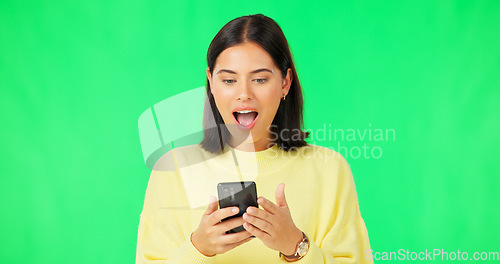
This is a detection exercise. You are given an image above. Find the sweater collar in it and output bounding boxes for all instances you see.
[212,143,293,175]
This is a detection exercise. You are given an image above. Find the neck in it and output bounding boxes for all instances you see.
[229,134,274,152]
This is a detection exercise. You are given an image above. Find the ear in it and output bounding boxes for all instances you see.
[206,67,214,95]
[281,68,292,98]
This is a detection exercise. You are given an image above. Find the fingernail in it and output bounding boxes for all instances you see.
[232,208,239,213]
[209,196,216,203]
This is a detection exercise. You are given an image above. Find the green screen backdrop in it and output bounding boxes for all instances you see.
[1,0,499,263]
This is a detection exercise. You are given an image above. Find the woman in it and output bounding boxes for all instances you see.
[136,14,373,263]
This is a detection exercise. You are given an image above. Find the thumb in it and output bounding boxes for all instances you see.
[275,183,288,208]
[205,195,218,215]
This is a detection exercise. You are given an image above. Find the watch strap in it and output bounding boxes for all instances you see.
[279,232,309,261]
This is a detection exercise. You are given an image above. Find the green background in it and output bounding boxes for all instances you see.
[1,0,499,263]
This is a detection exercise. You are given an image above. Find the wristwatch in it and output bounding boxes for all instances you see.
[279,231,309,262]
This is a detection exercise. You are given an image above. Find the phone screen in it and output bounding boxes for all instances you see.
[217,181,258,234]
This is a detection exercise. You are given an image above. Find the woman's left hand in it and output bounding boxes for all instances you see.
[242,183,303,255]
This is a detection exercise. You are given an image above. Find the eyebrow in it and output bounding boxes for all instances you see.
[216,68,273,75]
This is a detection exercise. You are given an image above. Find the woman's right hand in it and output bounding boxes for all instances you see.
[191,196,255,257]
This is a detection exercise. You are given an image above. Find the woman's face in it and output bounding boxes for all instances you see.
[207,42,292,152]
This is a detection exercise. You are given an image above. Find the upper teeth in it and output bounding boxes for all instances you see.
[236,110,255,114]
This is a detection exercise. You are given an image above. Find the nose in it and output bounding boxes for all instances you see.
[237,80,252,101]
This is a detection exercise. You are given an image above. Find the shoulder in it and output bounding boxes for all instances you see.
[153,144,213,171]
[296,143,348,164]
[294,144,353,179]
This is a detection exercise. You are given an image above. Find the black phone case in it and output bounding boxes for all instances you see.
[217,181,258,234]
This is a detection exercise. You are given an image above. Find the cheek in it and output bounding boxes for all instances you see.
[212,87,232,117]
[212,84,233,99]
[259,85,282,106]
[257,92,281,122]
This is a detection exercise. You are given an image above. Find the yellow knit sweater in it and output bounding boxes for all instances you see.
[135,143,373,263]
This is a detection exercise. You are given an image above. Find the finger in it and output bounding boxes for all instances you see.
[220,230,254,244]
[216,216,245,234]
[275,183,288,208]
[257,196,279,215]
[245,206,272,222]
[243,213,273,235]
[204,195,218,215]
[243,221,271,240]
[208,206,239,226]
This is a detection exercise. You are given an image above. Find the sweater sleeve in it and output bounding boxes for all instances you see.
[135,168,216,264]
[135,215,215,263]
[288,213,373,264]
[280,153,373,264]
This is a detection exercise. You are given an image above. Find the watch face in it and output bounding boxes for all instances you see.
[297,242,309,256]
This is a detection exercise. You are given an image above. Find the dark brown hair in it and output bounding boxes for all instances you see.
[200,14,309,153]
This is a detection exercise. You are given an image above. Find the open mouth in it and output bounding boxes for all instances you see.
[233,110,259,129]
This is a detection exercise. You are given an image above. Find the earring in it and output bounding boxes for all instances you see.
[282,95,286,101]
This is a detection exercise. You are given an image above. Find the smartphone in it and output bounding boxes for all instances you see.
[217,181,258,234]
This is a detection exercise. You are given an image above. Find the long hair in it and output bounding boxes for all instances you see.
[201,14,309,153]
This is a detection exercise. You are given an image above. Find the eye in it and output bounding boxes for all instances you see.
[222,79,236,85]
[254,78,267,84]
